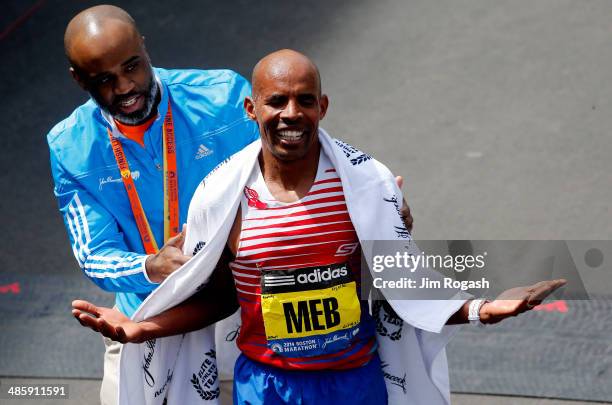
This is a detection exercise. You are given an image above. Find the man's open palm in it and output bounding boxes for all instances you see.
[72,300,143,343]
[481,279,567,324]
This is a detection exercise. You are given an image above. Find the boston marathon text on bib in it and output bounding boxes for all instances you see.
[260,263,361,357]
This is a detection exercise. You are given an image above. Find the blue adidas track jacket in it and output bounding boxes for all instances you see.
[48,68,258,316]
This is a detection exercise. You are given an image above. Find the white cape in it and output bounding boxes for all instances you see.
[118,129,468,405]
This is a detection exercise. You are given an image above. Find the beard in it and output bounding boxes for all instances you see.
[94,75,160,125]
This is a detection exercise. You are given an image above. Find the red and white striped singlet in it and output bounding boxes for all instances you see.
[229,151,377,371]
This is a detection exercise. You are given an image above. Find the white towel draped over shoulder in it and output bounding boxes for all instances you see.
[118,129,469,405]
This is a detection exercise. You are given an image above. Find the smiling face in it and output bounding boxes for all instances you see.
[245,51,328,162]
[67,17,157,125]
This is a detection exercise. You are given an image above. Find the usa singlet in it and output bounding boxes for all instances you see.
[229,150,377,371]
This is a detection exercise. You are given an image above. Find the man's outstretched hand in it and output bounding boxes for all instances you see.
[145,226,191,283]
[480,279,567,324]
[72,300,144,344]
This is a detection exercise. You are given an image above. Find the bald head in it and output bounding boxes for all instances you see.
[251,49,321,100]
[244,49,328,163]
[64,5,141,68]
[64,6,157,125]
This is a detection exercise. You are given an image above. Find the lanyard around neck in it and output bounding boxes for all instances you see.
[106,102,179,254]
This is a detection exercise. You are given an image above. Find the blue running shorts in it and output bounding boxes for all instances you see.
[233,353,388,405]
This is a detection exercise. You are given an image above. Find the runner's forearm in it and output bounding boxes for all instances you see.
[133,251,238,342]
[134,289,238,342]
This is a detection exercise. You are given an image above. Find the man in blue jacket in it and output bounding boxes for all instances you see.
[48,5,259,404]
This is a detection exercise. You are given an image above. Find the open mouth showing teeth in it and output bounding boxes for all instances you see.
[118,95,139,107]
[278,130,304,141]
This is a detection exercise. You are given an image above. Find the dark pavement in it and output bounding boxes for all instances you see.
[1,1,611,403]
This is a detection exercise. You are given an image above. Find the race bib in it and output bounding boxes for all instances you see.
[260,263,361,357]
